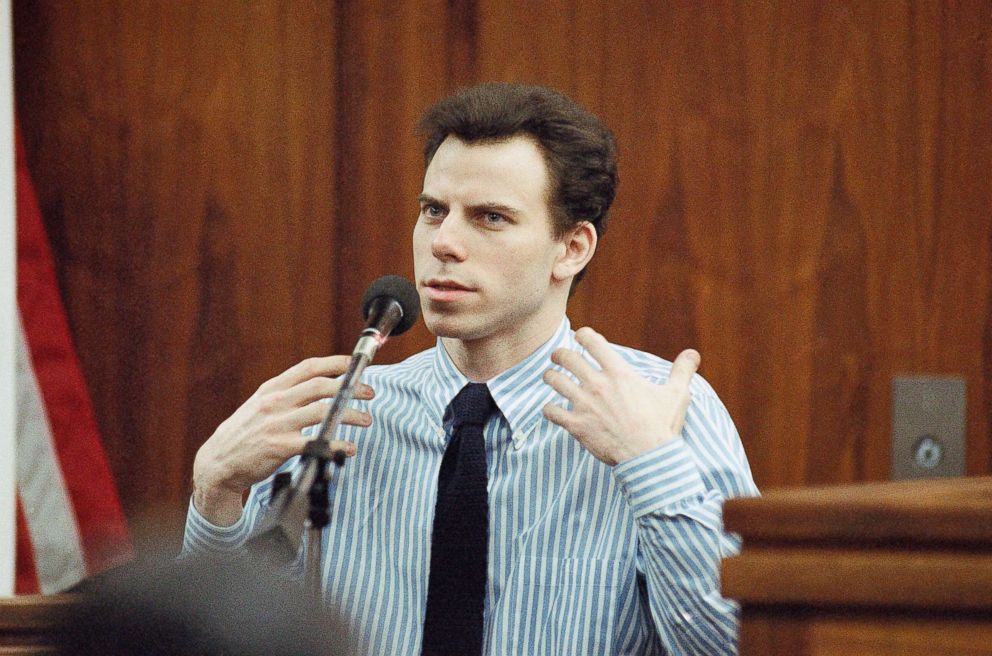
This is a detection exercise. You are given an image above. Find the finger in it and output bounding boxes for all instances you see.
[670,394,692,438]
[542,403,577,434]
[543,369,583,401]
[286,377,375,407]
[285,403,373,431]
[339,407,374,427]
[326,439,358,458]
[270,432,309,460]
[259,355,353,393]
[551,347,599,383]
[574,327,628,375]
[667,349,701,389]
[274,435,357,460]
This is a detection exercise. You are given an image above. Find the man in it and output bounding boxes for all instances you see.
[184,83,758,655]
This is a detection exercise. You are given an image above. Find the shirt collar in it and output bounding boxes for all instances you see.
[430,317,577,448]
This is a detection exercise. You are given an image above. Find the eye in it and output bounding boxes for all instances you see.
[482,212,507,225]
[420,203,445,221]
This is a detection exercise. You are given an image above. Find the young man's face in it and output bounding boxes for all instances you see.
[413,135,570,347]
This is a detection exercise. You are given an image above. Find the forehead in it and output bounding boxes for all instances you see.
[422,135,550,208]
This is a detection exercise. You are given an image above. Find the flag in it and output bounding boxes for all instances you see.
[14,126,133,593]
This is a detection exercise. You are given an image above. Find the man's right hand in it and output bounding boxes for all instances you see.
[192,356,374,527]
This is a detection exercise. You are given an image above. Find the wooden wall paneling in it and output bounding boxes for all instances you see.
[739,610,992,656]
[473,2,847,487]
[14,0,337,543]
[469,2,819,487]
[583,1,715,365]
[15,2,151,528]
[785,2,873,486]
[12,0,992,548]
[473,0,621,332]
[931,1,992,476]
[837,1,992,482]
[471,1,992,489]
[678,1,838,487]
[474,0,590,87]
[332,0,472,363]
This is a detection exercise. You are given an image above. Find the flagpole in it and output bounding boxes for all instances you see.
[0,0,18,596]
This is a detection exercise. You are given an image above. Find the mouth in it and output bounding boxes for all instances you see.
[422,278,476,302]
[424,278,473,291]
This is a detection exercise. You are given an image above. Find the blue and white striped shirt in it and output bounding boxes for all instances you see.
[183,318,758,655]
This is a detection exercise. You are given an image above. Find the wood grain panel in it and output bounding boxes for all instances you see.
[0,594,78,654]
[728,478,992,655]
[465,2,983,488]
[725,546,992,609]
[723,476,992,545]
[332,0,471,363]
[806,616,992,656]
[740,611,992,656]
[14,0,337,543]
[13,0,992,549]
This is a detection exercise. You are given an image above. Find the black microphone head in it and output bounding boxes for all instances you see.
[361,275,421,336]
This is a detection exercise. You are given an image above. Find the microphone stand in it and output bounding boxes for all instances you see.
[246,300,402,600]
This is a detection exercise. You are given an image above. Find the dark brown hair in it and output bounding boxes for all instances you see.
[417,83,618,285]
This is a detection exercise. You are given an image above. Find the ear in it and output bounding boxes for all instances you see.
[552,221,597,283]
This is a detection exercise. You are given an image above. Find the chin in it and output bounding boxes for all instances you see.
[423,312,485,341]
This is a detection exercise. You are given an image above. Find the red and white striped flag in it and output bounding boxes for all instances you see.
[14,126,133,593]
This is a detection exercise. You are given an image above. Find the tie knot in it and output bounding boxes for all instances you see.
[449,383,496,428]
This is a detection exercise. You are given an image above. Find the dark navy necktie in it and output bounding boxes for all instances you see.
[421,382,496,656]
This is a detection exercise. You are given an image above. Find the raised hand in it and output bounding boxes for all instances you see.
[192,356,374,525]
[542,327,700,466]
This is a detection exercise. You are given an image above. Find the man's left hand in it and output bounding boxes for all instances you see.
[543,327,700,466]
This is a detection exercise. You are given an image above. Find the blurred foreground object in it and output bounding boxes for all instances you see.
[59,554,353,656]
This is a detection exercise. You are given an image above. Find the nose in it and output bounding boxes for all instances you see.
[431,213,468,262]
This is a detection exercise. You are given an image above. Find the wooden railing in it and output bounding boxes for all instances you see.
[722,476,992,655]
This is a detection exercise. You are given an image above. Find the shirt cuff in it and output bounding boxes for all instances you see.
[612,438,707,519]
[180,495,252,557]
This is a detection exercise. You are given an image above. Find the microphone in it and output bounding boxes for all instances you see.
[315,275,420,444]
[247,275,419,570]
[354,275,421,359]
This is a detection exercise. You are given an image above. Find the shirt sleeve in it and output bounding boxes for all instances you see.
[180,456,304,563]
[612,391,759,656]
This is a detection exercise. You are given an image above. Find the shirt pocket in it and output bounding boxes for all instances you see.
[503,556,630,656]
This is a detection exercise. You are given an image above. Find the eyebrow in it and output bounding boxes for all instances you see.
[417,194,443,206]
[417,194,521,217]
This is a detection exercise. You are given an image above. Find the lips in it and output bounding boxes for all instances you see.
[422,277,475,302]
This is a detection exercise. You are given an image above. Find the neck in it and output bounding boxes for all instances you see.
[442,312,565,382]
